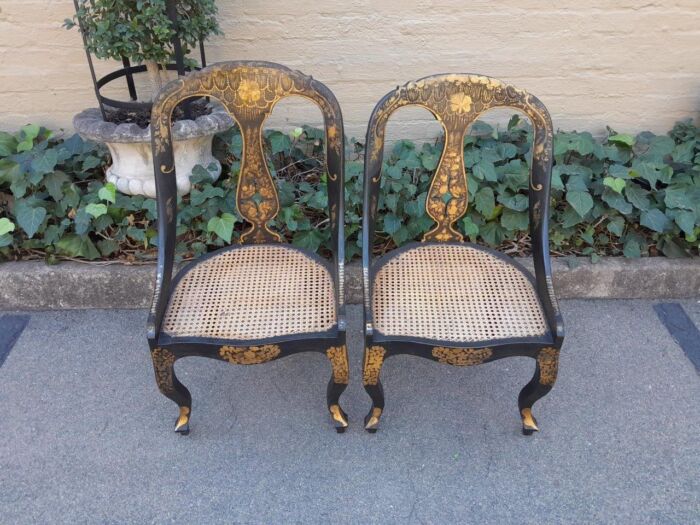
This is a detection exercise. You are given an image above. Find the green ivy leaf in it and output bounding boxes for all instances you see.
[97,239,120,257]
[608,134,635,147]
[44,171,70,201]
[473,160,498,182]
[554,132,596,156]
[659,237,687,258]
[500,209,528,231]
[566,190,594,218]
[625,183,650,211]
[461,216,479,238]
[30,148,58,176]
[608,164,632,179]
[280,206,303,231]
[190,185,225,206]
[0,217,16,236]
[664,187,695,211]
[0,131,18,156]
[622,238,642,258]
[640,208,670,233]
[268,131,292,155]
[383,213,402,235]
[98,182,117,203]
[603,177,626,194]
[672,140,695,163]
[207,213,236,243]
[0,233,13,248]
[474,187,495,217]
[674,210,695,236]
[631,160,661,189]
[16,124,39,152]
[421,150,440,170]
[82,155,102,170]
[293,229,324,252]
[15,202,46,238]
[606,216,625,237]
[498,193,528,211]
[56,234,100,260]
[85,203,108,218]
[601,189,633,215]
[480,221,503,245]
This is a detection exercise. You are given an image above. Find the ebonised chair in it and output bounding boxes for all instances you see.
[148,61,349,434]
[361,74,565,434]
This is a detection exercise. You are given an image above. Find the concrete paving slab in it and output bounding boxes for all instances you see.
[0,301,699,524]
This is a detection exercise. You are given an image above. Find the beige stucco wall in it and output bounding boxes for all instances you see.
[1,0,699,141]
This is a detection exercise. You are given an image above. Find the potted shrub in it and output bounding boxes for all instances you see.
[66,0,233,197]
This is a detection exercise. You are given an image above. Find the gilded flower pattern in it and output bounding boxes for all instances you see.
[363,345,386,385]
[449,92,472,113]
[219,344,281,365]
[151,347,176,393]
[326,345,349,384]
[537,347,559,386]
[237,79,261,104]
[432,347,492,366]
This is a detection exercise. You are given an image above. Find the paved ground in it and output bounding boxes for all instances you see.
[1,301,699,524]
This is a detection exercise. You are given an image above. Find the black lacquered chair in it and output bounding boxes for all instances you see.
[361,74,565,434]
[148,61,349,434]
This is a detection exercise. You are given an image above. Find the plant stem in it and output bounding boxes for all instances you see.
[144,60,163,99]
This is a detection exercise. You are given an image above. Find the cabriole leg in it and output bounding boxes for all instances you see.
[325,344,349,433]
[151,347,192,435]
[363,345,386,433]
[518,347,559,435]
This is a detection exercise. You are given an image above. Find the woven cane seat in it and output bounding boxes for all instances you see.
[162,245,336,340]
[372,244,549,343]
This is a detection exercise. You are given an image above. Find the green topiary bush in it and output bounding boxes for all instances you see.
[65,0,221,96]
[0,118,698,264]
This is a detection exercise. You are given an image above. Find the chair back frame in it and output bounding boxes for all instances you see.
[148,61,345,339]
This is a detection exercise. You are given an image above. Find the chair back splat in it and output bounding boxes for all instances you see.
[152,60,344,245]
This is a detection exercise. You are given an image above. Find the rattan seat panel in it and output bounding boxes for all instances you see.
[372,244,548,343]
[162,245,336,340]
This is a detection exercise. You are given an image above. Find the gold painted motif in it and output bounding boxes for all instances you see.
[432,346,492,366]
[537,347,559,386]
[151,62,343,244]
[219,344,281,365]
[329,404,348,428]
[365,407,383,429]
[175,406,190,431]
[366,74,554,242]
[363,345,386,385]
[326,345,349,384]
[151,347,176,393]
[521,408,539,432]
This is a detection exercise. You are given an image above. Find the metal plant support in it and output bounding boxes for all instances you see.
[72,0,207,120]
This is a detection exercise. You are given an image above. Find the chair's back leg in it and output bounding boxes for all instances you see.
[150,347,193,435]
[362,344,387,433]
[518,347,560,435]
[325,342,349,433]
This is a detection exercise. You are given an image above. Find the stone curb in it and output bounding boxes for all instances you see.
[0,257,698,310]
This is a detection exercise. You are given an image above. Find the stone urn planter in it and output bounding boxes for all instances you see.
[73,105,233,198]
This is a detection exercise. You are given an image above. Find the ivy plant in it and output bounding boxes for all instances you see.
[0,118,698,264]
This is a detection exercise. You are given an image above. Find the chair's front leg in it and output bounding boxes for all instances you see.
[325,342,349,433]
[150,347,192,435]
[518,347,560,435]
[362,344,386,433]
